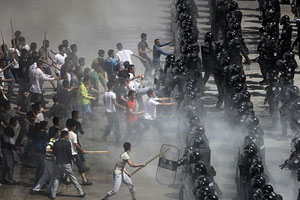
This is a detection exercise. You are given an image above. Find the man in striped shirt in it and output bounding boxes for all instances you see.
[32,128,61,195]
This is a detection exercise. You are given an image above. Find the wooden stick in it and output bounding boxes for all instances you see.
[0,30,8,54]
[10,18,16,53]
[130,147,170,176]
[0,61,15,73]
[85,151,109,154]
[40,59,60,71]
[43,31,47,58]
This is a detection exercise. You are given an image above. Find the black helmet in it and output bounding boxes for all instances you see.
[192,162,207,176]
[262,193,277,200]
[234,83,246,93]
[182,44,193,54]
[265,8,275,20]
[189,116,201,127]
[242,91,251,102]
[231,64,242,75]
[194,126,205,136]
[166,54,175,64]
[244,144,258,157]
[226,30,237,40]
[194,176,210,189]
[229,1,239,11]
[193,137,205,148]
[190,151,202,164]
[249,163,264,177]
[176,3,187,13]
[187,91,196,99]
[204,32,214,43]
[250,116,260,127]
[195,186,212,198]
[204,194,219,200]
[220,56,231,67]
[251,175,266,189]
[244,135,256,145]
[283,51,294,60]
[262,184,274,195]
[182,18,193,28]
[216,42,224,52]
[280,15,290,25]
[294,139,300,151]
[229,22,240,30]
[179,12,191,22]
[175,59,184,68]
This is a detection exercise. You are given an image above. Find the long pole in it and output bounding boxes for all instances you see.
[10,18,16,53]
[0,30,8,54]
[85,151,109,154]
[130,147,170,176]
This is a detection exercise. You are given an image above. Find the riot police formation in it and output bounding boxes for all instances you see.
[279,15,293,57]
[169,0,293,199]
[177,114,222,200]
[280,139,300,199]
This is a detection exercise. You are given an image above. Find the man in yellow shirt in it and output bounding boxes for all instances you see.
[77,76,96,119]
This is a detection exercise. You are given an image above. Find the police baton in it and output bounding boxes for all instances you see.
[85,151,109,154]
[130,148,170,177]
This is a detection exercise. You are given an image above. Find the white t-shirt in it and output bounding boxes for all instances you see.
[65,129,78,155]
[103,91,116,113]
[114,152,130,175]
[8,48,20,69]
[22,44,30,51]
[116,50,133,69]
[53,53,67,74]
[144,97,159,120]
[0,71,4,88]
[127,73,140,92]
[35,113,44,123]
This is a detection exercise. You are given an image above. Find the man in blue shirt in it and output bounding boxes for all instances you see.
[152,39,174,71]
[106,49,118,82]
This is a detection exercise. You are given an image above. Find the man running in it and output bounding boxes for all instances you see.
[101,142,145,200]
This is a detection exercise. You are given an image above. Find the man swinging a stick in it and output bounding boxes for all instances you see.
[102,142,145,200]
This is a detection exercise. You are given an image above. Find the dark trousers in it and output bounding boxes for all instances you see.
[143,119,163,134]
[30,92,45,107]
[259,63,268,81]
[214,74,224,108]
[103,112,120,142]
[34,152,45,184]
[280,107,290,136]
[72,154,85,174]
[125,121,143,141]
[16,118,27,146]
[269,100,279,125]
[1,148,14,181]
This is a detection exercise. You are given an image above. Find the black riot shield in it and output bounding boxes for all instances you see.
[201,45,211,72]
[156,144,180,186]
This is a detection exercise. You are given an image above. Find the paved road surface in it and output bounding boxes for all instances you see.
[0,0,299,200]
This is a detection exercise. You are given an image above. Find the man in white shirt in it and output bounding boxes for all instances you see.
[127,65,152,110]
[102,82,125,142]
[115,43,146,69]
[143,89,176,134]
[65,119,92,185]
[29,60,57,105]
[52,44,67,76]
[101,142,145,200]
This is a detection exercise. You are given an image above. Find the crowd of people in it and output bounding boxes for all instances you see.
[2,0,300,199]
[0,23,179,199]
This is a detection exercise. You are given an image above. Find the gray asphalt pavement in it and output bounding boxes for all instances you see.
[0,0,299,200]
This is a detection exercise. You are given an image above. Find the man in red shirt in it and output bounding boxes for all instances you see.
[125,90,144,141]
